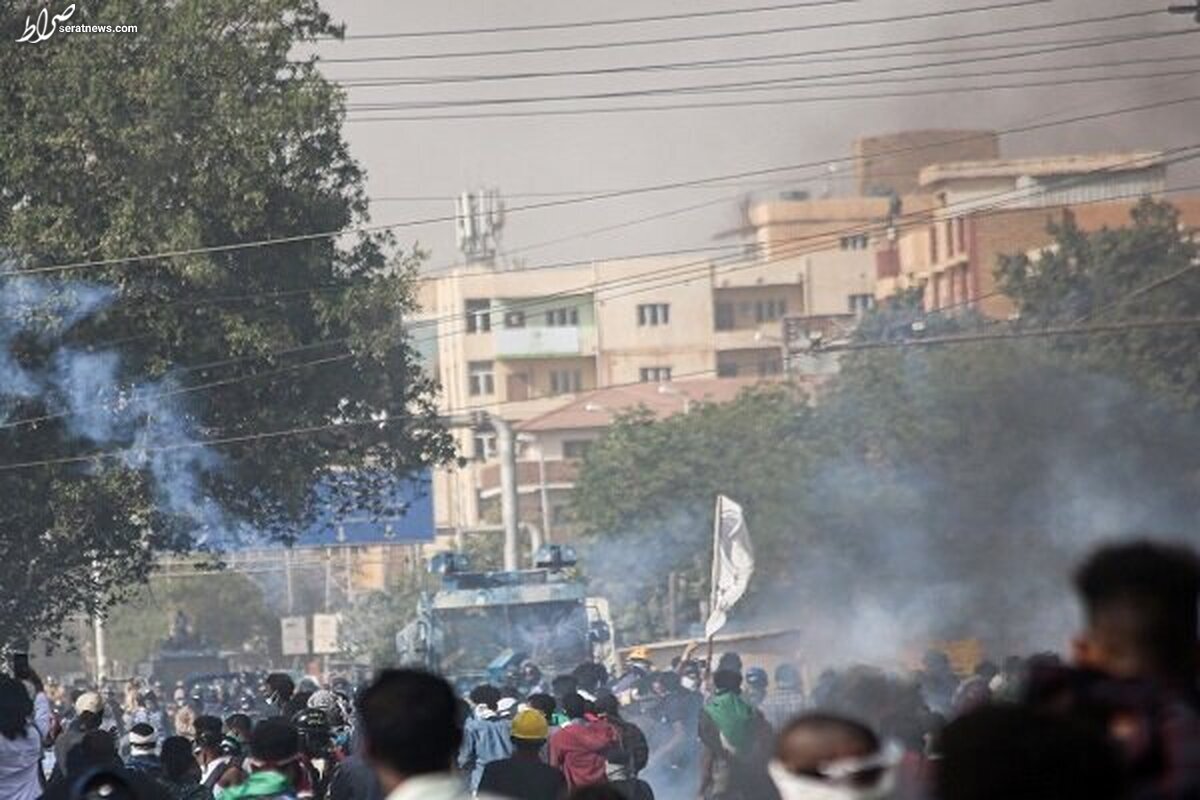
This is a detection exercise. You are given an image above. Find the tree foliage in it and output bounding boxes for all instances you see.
[572,202,1200,651]
[0,0,455,646]
[997,199,1200,408]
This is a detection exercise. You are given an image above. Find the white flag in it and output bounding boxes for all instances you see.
[705,495,754,639]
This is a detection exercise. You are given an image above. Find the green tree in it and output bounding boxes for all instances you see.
[0,0,456,647]
[104,570,277,673]
[571,386,818,642]
[996,199,1200,408]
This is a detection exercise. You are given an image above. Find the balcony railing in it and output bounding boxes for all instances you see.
[494,326,587,359]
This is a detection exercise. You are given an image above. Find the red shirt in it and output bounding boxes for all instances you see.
[548,718,619,789]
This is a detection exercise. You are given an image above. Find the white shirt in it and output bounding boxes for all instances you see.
[0,726,43,800]
[386,772,479,800]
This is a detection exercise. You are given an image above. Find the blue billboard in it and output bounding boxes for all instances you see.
[223,471,435,550]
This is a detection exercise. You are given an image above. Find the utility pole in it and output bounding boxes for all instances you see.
[490,415,521,571]
[1168,4,1200,21]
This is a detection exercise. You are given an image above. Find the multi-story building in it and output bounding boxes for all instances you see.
[414,256,809,537]
[878,151,1200,317]
[413,223,887,537]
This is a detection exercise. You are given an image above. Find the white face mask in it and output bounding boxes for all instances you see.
[681,676,699,691]
[768,760,895,800]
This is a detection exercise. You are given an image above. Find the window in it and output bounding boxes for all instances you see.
[929,225,939,263]
[848,294,875,314]
[472,433,497,461]
[639,366,672,383]
[715,302,735,331]
[545,307,579,327]
[549,369,582,395]
[956,217,967,252]
[717,362,739,378]
[945,220,956,256]
[504,310,526,328]
[754,298,787,323]
[839,234,869,250]
[468,361,495,396]
[563,440,593,459]
[465,299,491,333]
[758,357,783,377]
[637,303,670,326]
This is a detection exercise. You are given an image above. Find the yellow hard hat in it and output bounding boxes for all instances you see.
[627,646,651,662]
[511,708,550,741]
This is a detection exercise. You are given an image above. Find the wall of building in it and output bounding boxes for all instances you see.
[853,130,999,196]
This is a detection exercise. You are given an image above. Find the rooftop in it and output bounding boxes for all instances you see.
[517,377,774,433]
[918,151,1164,187]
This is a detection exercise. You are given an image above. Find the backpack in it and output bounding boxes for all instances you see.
[610,717,650,775]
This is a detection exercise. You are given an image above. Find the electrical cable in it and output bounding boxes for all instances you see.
[330,28,1199,87]
[345,68,1200,122]
[322,0,866,41]
[8,91,1198,280]
[313,6,1147,66]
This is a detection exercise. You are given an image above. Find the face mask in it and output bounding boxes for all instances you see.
[681,676,699,691]
[768,759,895,800]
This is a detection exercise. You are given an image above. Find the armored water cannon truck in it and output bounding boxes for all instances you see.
[396,545,616,688]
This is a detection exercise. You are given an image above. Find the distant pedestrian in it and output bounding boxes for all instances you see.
[760,665,806,732]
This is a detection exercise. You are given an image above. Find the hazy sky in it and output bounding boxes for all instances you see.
[310,0,1200,268]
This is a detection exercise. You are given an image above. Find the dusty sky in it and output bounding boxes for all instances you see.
[310,0,1200,268]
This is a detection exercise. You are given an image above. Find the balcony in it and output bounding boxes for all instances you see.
[477,459,582,498]
[494,326,593,359]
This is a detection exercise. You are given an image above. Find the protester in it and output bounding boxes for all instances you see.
[937,704,1123,800]
[744,669,769,709]
[197,727,247,795]
[479,708,568,800]
[223,718,309,800]
[128,722,164,777]
[159,734,212,800]
[0,675,43,800]
[594,694,653,800]
[549,692,619,791]
[768,713,899,800]
[359,669,473,800]
[1023,539,1200,800]
[52,689,106,781]
[459,684,515,791]
[699,670,770,800]
[263,674,296,718]
[226,714,254,748]
[760,665,806,732]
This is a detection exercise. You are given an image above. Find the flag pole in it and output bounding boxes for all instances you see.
[706,495,722,679]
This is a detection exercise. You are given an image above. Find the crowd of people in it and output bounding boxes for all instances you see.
[0,539,1195,800]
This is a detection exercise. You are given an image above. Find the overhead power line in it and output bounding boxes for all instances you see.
[346,69,1200,122]
[322,0,865,41]
[314,5,1149,65]
[313,0,1054,64]
[7,149,1194,437]
[344,56,1200,113]
[10,315,1200,473]
[821,318,1200,352]
[8,91,1198,280]
[331,28,1199,87]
